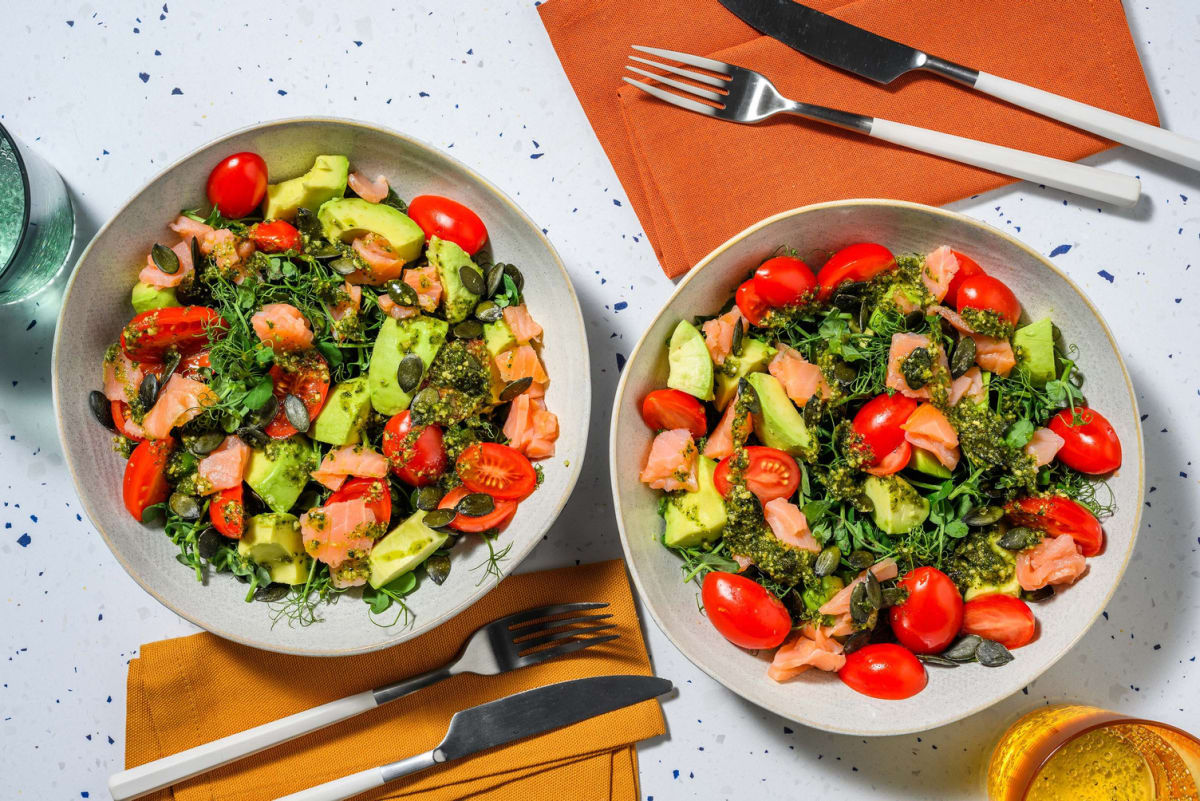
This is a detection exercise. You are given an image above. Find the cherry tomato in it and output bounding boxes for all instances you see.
[123,437,174,522]
[438,486,518,533]
[178,350,211,381]
[328,477,392,526]
[456,442,537,501]
[110,401,144,441]
[407,195,487,255]
[251,220,302,253]
[382,411,447,487]
[838,643,927,700]
[713,446,801,503]
[1005,495,1104,557]
[210,484,245,539]
[753,256,817,308]
[956,274,1020,326]
[944,250,985,303]
[961,594,1036,650]
[120,306,228,362]
[852,392,919,465]
[264,355,331,439]
[735,279,771,326]
[889,567,964,654]
[641,388,707,439]
[701,571,791,650]
[206,152,268,219]
[865,440,912,477]
[1047,407,1122,474]
[816,243,897,301]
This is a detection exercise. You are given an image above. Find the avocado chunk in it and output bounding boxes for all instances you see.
[311,377,372,445]
[245,437,317,515]
[367,315,449,415]
[368,510,450,589]
[744,372,814,459]
[237,513,312,585]
[666,320,714,401]
[863,474,930,534]
[264,155,350,221]
[908,445,952,479]
[130,281,181,314]
[483,319,517,359]
[714,338,776,410]
[663,456,726,549]
[427,237,482,323]
[802,575,845,613]
[945,528,1021,601]
[318,198,425,263]
[1013,317,1056,386]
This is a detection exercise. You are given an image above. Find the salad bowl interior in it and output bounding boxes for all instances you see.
[52,118,589,656]
[610,199,1142,735]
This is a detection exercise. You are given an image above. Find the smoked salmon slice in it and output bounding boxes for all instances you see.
[196,436,250,495]
[102,348,145,404]
[495,344,549,386]
[310,444,389,492]
[1025,427,1065,467]
[929,306,1016,377]
[330,282,362,329]
[701,308,744,366]
[347,172,389,203]
[768,344,830,406]
[252,303,314,352]
[639,428,699,492]
[503,393,559,459]
[921,246,959,303]
[886,333,948,400]
[299,498,377,567]
[502,304,544,345]
[139,240,194,288]
[377,294,420,321]
[403,265,443,313]
[762,498,820,552]
[901,403,960,471]
[1016,533,1087,591]
[948,366,985,406]
[702,394,750,460]
[169,215,215,245]
[141,374,218,439]
[767,624,846,682]
[349,233,406,285]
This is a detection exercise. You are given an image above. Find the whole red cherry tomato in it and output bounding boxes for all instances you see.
[889,567,964,654]
[641,388,707,439]
[206,152,268,218]
[753,256,817,308]
[252,220,302,253]
[382,411,447,487]
[713,446,801,503]
[407,195,488,255]
[735,279,771,326]
[816,243,896,301]
[1047,407,1122,474]
[701,572,791,650]
[1005,495,1104,557]
[852,393,919,465]
[838,643,927,700]
[961,594,1037,650]
[944,250,985,303]
[956,274,1020,326]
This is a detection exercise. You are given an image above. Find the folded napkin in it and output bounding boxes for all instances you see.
[539,0,1159,277]
[125,559,662,801]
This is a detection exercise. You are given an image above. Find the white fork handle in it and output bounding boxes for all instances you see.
[868,117,1141,207]
[973,71,1200,172]
[272,767,387,801]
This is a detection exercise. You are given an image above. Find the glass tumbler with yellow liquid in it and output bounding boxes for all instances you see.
[988,705,1200,801]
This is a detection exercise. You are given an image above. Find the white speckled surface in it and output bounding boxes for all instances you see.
[1,2,1197,799]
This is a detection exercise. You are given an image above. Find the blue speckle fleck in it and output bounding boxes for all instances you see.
[530,153,543,159]
[614,301,628,311]
[66,19,74,26]
[138,72,149,83]
[25,319,36,331]
[418,91,430,97]
[616,353,626,371]
[353,40,363,47]
[612,199,622,207]
[171,87,183,95]
[17,533,31,547]
[1097,269,1115,283]
[1049,244,1071,257]
[277,89,287,96]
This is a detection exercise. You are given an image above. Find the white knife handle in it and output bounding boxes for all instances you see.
[107,690,379,801]
[867,117,1141,207]
[272,767,387,801]
[973,71,1200,172]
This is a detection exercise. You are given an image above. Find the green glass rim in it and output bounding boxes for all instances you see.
[0,119,33,274]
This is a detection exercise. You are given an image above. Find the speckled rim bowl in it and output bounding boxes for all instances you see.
[610,199,1143,735]
[51,117,589,656]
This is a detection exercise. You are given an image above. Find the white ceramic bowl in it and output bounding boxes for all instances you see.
[52,118,589,656]
[610,199,1143,735]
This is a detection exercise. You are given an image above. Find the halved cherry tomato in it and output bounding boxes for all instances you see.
[956,274,1020,326]
[206,152,268,219]
[865,440,911,477]
[816,243,897,301]
[252,220,302,253]
[852,392,919,465]
[264,355,331,439]
[1005,495,1103,557]
[123,437,174,522]
[889,567,964,654]
[735,279,771,326]
[945,250,985,303]
[210,484,245,539]
[438,485,518,533]
[713,446,801,503]
[178,350,211,380]
[838,643,927,700]
[382,411,447,487]
[456,442,537,501]
[328,477,392,526]
[753,256,817,308]
[121,306,228,362]
[961,594,1036,650]
[111,401,144,441]
[701,571,791,650]
[1047,407,1122,474]
[641,388,707,439]
[407,195,487,255]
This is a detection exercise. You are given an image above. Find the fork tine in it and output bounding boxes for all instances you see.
[515,624,618,652]
[625,66,724,102]
[623,78,717,117]
[514,634,621,667]
[511,614,614,641]
[631,45,732,75]
[502,602,608,629]
[629,55,727,88]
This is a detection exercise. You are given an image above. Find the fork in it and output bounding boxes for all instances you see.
[107,602,618,801]
[624,46,1140,208]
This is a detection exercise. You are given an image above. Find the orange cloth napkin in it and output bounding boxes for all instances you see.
[538,0,1160,277]
[125,560,663,801]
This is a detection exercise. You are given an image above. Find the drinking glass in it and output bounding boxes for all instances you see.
[0,121,75,304]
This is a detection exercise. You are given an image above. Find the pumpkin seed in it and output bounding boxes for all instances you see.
[880,587,907,608]
[160,350,182,383]
[943,635,983,663]
[950,336,976,378]
[330,257,358,276]
[196,527,223,559]
[849,582,870,624]
[857,299,871,332]
[803,394,822,428]
[901,347,933,390]
[731,317,744,357]
[864,570,883,609]
[475,300,503,322]
[918,654,959,667]
[89,390,115,430]
[499,377,533,403]
[976,639,1014,667]
[190,235,203,272]
[296,208,322,240]
[846,550,874,571]
[842,630,871,655]
[486,263,505,297]
[1022,586,1055,603]
[502,264,525,290]
[283,393,310,432]
[833,360,858,387]
[813,545,841,577]
[410,387,440,424]
[831,282,866,312]
[425,554,452,585]
[422,508,456,529]
[307,243,341,260]
[151,243,180,274]
[415,486,445,511]
[168,492,201,520]
[963,505,1004,527]
[998,526,1040,551]
[460,265,486,296]
[456,492,495,517]
[397,353,424,393]
[185,430,225,456]
[254,584,290,602]
[137,373,161,409]
[245,395,279,429]
[738,378,761,414]
[386,279,419,307]
[904,310,926,330]
[452,319,483,339]
[236,426,268,449]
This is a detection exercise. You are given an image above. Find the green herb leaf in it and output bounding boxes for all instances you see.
[1004,419,1035,448]
[244,376,275,410]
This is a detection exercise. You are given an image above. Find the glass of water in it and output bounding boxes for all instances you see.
[0,121,75,305]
